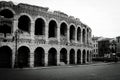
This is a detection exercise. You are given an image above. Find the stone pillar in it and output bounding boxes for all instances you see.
[45,23,49,43]
[45,53,48,66]
[29,52,34,68]
[13,18,18,34]
[67,53,69,65]
[81,52,83,64]
[67,28,70,43]
[57,53,60,66]
[30,21,34,39]
[85,52,88,63]
[57,26,60,44]
[75,51,77,64]
[75,28,77,43]
[12,48,16,68]
[81,31,83,44]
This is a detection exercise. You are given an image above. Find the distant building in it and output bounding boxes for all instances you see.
[92,36,101,58]
[98,38,116,58]
[116,36,120,57]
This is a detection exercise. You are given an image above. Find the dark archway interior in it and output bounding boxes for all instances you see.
[18,46,30,68]
[18,15,31,33]
[70,49,75,64]
[35,18,45,35]
[70,25,75,42]
[0,24,11,35]
[0,46,12,68]
[83,50,86,64]
[82,29,86,43]
[60,48,67,64]
[49,20,57,38]
[34,47,44,67]
[48,48,57,66]
[77,50,81,64]
[0,9,14,18]
[87,51,89,62]
[60,23,67,36]
[77,27,81,42]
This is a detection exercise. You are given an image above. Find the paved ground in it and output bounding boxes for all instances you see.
[0,62,120,80]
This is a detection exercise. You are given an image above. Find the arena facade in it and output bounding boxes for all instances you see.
[0,1,93,68]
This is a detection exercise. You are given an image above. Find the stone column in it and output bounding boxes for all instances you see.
[75,28,77,43]
[12,47,16,68]
[81,52,83,64]
[29,52,34,68]
[57,53,60,66]
[13,18,18,34]
[57,26,60,44]
[30,21,35,39]
[67,53,69,65]
[45,22,49,43]
[75,51,77,64]
[67,28,70,43]
[45,53,48,66]
[81,31,83,44]
[85,52,88,63]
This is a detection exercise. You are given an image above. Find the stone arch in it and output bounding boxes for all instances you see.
[82,28,86,44]
[48,19,57,38]
[0,8,15,35]
[34,18,45,35]
[34,47,45,67]
[82,49,86,64]
[60,48,67,64]
[77,27,81,42]
[18,14,31,33]
[77,49,81,64]
[17,46,30,68]
[70,24,75,42]
[69,49,75,64]
[48,48,57,66]
[60,22,67,37]
[0,7,15,18]
[0,46,12,68]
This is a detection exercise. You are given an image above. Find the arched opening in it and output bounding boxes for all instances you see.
[77,49,81,64]
[82,50,86,64]
[70,25,75,42]
[48,48,57,66]
[0,9,14,18]
[48,20,57,38]
[77,27,81,42]
[34,47,45,67]
[60,48,67,64]
[35,18,45,35]
[82,29,86,44]
[87,28,89,44]
[69,49,75,64]
[17,46,30,68]
[18,15,31,33]
[0,24,11,35]
[60,22,67,37]
[0,46,12,68]
[87,51,89,62]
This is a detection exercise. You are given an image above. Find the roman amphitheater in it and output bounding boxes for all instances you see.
[0,1,93,68]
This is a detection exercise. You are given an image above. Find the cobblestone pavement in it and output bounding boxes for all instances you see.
[0,62,120,80]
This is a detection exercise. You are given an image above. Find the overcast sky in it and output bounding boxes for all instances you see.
[3,0,120,38]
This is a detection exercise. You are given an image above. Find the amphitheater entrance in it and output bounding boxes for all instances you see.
[48,48,57,66]
[69,49,75,64]
[60,48,67,64]
[82,50,86,64]
[0,46,12,68]
[17,46,30,68]
[77,49,81,64]
[34,47,45,67]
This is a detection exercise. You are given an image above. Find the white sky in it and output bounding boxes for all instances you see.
[2,0,120,38]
